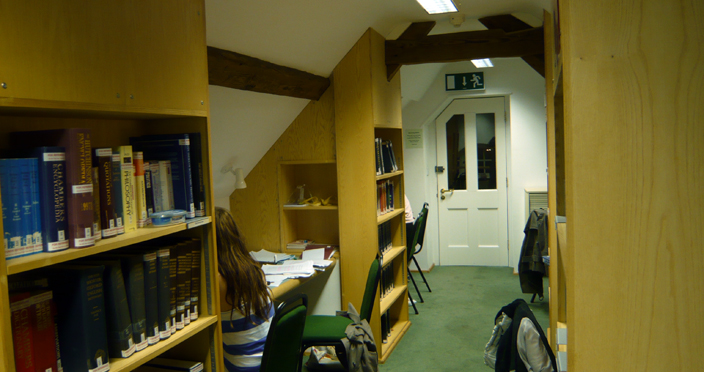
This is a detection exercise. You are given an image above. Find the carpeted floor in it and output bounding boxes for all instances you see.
[379,266,549,372]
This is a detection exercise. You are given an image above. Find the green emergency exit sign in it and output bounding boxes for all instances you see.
[445,72,484,91]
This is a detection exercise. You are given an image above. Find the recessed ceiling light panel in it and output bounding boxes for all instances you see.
[471,58,494,68]
[416,0,458,14]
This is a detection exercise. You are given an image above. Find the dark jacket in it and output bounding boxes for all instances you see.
[519,208,548,295]
[494,299,556,372]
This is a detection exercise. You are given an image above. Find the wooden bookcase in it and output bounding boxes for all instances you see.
[334,28,410,362]
[0,1,221,372]
[278,161,340,253]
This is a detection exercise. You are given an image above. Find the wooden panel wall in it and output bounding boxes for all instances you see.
[229,88,335,251]
[562,0,704,370]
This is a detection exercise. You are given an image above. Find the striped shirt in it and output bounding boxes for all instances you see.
[221,302,275,372]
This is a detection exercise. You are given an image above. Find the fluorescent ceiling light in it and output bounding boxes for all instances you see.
[471,59,494,68]
[416,0,458,14]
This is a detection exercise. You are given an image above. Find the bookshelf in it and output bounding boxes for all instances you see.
[0,2,220,372]
[334,28,410,362]
[277,161,339,254]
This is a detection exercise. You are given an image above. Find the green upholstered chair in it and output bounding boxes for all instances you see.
[260,294,308,372]
[301,258,380,369]
[407,202,430,314]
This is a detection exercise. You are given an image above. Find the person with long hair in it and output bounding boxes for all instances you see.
[215,207,274,372]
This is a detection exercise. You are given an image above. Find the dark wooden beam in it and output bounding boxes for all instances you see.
[386,21,436,81]
[385,27,544,66]
[479,15,545,77]
[207,46,330,101]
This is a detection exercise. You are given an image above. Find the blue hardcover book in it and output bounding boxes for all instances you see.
[143,162,155,219]
[28,158,43,253]
[130,134,195,218]
[0,159,18,257]
[112,152,125,235]
[19,159,38,256]
[32,147,69,253]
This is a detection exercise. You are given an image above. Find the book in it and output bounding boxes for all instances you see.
[10,291,58,372]
[143,162,155,221]
[114,146,137,233]
[145,358,203,372]
[141,251,160,345]
[93,148,117,238]
[131,135,195,218]
[133,152,149,227]
[19,159,34,254]
[29,158,43,252]
[79,260,135,358]
[175,243,192,329]
[11,128,95,248]
[50,265,110,372]
[189,240,201,321]
[381,140,397,173]
[286,239,312,250]
[32,147,70,252]
[156,248,172,339]
[0,159,30,258]
[158,160,175,212]
[92,167,102,242]
[149,162,163,213]
[112,254,148,352]
[186,133,206,217]
[168,245,178,334]
[111,153,125,235]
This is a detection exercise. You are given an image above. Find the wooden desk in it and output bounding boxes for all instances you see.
[269,254,341,315]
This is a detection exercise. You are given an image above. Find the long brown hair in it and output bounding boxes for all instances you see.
[215,207,272,323]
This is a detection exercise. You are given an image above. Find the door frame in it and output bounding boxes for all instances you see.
[431,94,512,266]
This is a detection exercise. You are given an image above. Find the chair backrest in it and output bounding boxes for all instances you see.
[260,294,308,372]
[359,258,381,323]
[408,203,429,261]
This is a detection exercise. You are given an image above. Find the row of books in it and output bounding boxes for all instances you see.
[374,138,399,176]
[8,237,202,372]
[376,179,395,216]
[380,260,396,300]
[380,310,393,345]
[377,221,393,260]
[1,128,206,259]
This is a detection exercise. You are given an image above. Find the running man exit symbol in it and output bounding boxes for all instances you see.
[445,72,485,91]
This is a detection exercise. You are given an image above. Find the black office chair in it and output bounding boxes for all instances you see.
[260,294,308,372]
[407,203,430,314]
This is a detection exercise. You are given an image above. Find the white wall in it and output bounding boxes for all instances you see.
[401,57,547,271]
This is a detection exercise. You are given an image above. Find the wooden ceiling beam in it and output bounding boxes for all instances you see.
[386,21,437,81]
[385,27,544,66]
[479,14,545,77]
[207,46,330,101]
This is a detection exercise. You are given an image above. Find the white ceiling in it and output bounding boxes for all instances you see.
[204,0,550,207]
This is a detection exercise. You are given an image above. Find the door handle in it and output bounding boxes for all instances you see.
[440,188,454,200]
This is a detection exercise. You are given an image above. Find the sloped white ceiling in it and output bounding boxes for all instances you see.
[204,0,549,208]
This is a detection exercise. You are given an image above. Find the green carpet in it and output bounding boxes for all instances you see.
[380,266,549,372]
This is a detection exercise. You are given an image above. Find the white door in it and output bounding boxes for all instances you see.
[436,97,508,266]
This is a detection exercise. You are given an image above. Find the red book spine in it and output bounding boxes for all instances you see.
[32,298,58,372]
[11,294,35,372]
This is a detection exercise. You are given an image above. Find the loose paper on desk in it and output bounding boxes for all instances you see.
[262,260,316,276]
[250,249,294,263]
[283,258,333,270]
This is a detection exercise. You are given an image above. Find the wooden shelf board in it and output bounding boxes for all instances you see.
[376,170,403,181]
[380,284,407,314]
[382,246,405,268]
[282,205,338,211]
[7,217,211,275]
[377,209,403,225]
[108,315,218,372]
[0,97,208,119]
[279,160,336,165]
[380,319,411,363]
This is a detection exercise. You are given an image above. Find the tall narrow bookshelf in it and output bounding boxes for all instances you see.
[334,28,410,362]
[0,2,221,372]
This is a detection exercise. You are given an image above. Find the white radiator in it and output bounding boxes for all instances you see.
[525,188,548,220]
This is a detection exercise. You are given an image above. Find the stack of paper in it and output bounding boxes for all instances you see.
[302,248,335,269]
[287,239,312,250]
[249,249,294,263]
[263,260,317,287]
